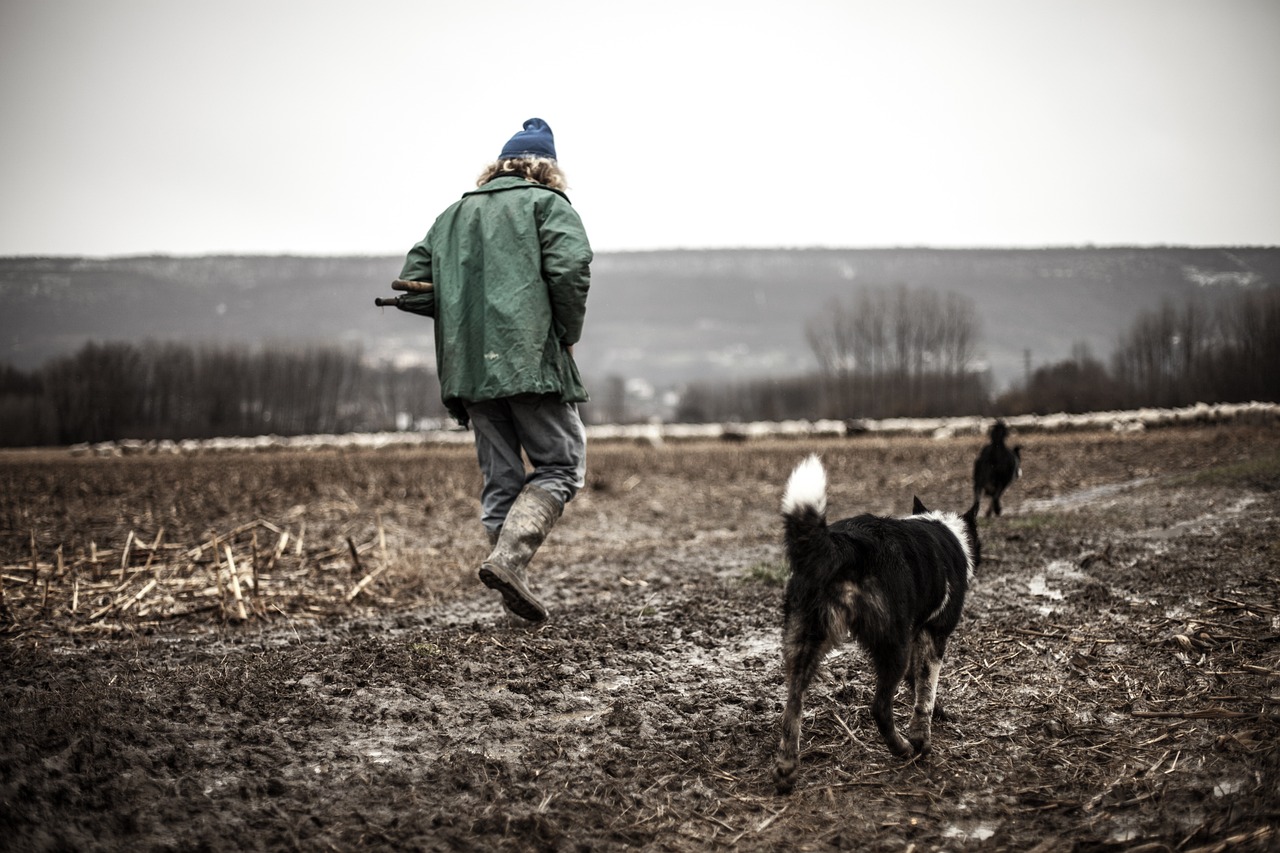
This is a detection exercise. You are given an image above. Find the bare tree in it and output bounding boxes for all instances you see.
[805,283,985,418]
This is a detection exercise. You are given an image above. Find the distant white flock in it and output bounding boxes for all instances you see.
[61,401,1279,457]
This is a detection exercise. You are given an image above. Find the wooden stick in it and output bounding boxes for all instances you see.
[391,279,434,293]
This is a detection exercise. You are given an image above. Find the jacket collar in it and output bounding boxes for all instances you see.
[464,175,570,202]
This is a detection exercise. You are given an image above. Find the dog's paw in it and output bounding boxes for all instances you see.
[886,735,915,759]
[773,762,797,795]
[908,735,933,757]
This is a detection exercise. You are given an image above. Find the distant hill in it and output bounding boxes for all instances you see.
[2,247,1276,396]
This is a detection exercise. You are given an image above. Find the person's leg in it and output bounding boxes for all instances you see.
[506,394,587,507]
[464,399,528,540]
[478,484,561,622]
[476,394,585,622]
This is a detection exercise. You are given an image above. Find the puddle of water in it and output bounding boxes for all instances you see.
[1214,778,1248,798]
[1043,559,1086,582]
[1028,576,1064,601]
[1022,477,1155,512]
[943,823,997,842]
[1028,574,1064,616]
[1108,819,1141,843]
[546,707,603,725]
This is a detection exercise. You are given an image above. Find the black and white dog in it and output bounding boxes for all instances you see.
[774,455,980,794]
[973,420,1022,517]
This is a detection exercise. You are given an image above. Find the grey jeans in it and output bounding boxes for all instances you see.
[464,394,587,536]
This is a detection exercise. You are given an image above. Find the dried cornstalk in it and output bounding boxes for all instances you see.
[347,537,364,577]
[137,529,164,576]
[118,578,157,614]
[120,530,135,581]
[251,530,260,595]
[89,576,158,620]
[266,530,289,574]
[346,561,388,602]
[224,546,249,622]
[213,536,225,611]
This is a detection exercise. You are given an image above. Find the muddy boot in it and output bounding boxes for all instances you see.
[485,526,501,549]
[478,485,562,622]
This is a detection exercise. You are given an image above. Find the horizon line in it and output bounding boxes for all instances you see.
[3,242,1279,261]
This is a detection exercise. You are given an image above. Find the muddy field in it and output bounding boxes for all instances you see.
[2,425,1278,852]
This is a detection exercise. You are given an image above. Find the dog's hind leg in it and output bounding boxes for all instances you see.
[905,643,948,721]
[774,631,829,794]
[869,642,914,758]
[907,632,945,755]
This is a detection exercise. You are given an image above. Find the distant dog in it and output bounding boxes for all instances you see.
[773,455,980,794]
[973,420,1022,517]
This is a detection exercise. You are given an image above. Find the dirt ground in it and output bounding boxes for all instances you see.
[2,424,1278,852]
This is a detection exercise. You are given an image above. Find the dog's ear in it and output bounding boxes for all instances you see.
[912,495,927,514]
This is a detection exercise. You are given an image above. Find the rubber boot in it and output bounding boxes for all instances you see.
[478,485,562,622]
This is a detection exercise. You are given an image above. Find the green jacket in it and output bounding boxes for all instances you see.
[398,176,593,425]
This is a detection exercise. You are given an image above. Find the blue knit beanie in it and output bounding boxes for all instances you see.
[499,118,557,161]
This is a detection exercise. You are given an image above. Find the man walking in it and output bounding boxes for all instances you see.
[397,117,593,622]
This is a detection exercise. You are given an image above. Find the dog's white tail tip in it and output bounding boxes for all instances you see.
[782,454,827,517]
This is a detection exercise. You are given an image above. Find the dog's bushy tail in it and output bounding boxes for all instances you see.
[781,455,839,582]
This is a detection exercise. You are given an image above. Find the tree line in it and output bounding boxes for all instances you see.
[1,285,1275,446]
[997,287,1278,415]
[678,284,990,422]
[676,284,1278,423]
[0,342,447,447]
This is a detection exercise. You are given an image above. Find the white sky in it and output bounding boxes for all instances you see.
[2,0,1278,257]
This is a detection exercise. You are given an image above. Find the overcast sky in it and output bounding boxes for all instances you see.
[2,0,1278,257]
